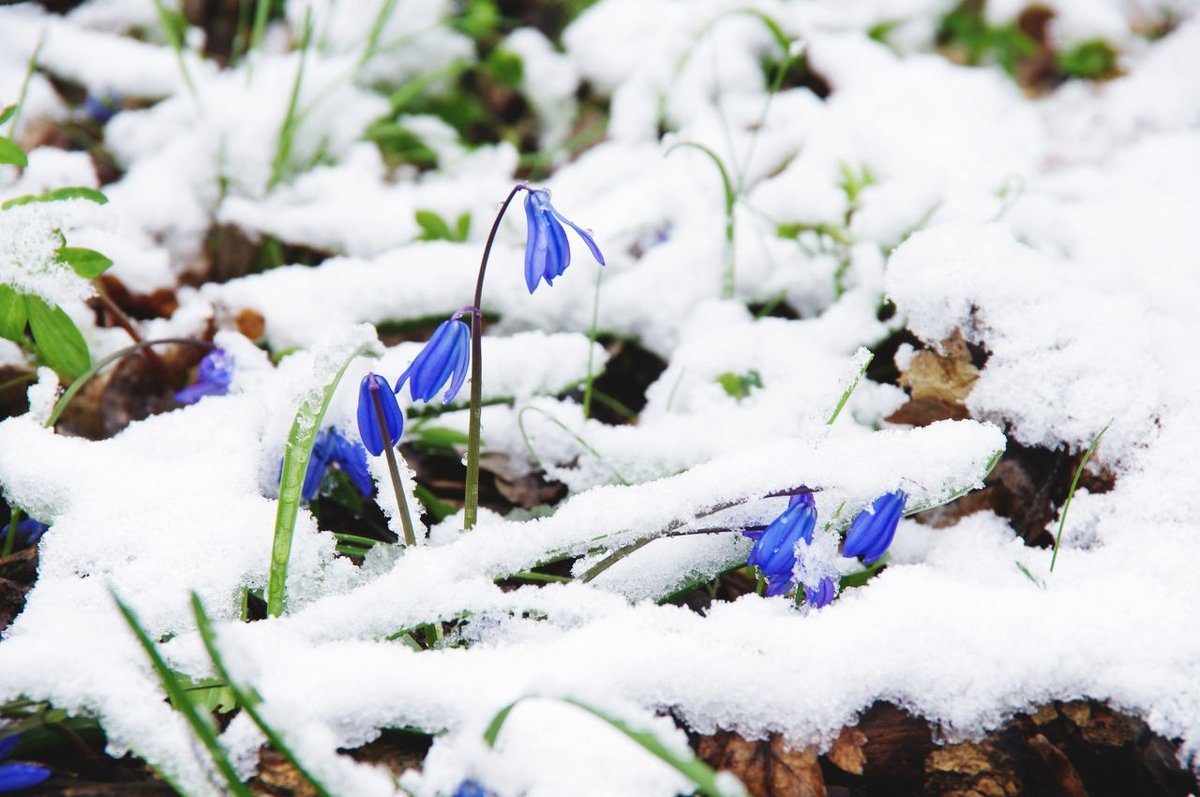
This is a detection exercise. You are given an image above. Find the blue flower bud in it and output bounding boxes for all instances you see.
[300,429,373,501]
[842,489,908,565]
[0,734,51,791]
[357,373,403,456]
[523,188,605,293]
[395,318,471,404]
[747,492,817,579]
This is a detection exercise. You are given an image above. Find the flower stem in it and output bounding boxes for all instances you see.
[464,183,526,530]
[2,508,20,558]
[371,387,417,546]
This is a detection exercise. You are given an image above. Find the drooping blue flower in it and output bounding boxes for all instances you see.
[84,92,120,125]
[357,373,403,456]
[301,429,373,501]
[395,318,471,404]
[804,576,837,609]
[744,491,817,587]
[175,349,234,404]
[0,734,51,792]
[842,489,908,565]
[522,188,605,293]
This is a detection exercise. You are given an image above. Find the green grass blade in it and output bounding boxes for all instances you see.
[665,142,736,298]
[483,696,746,797]
[826,349,873,425]
[269,11,314,190]
[190,594,335,797]
[1050,422,1111,572]
[7,32,43,137]
[112,592,254,797]
[267,338,377,617]
[517,405,628,486]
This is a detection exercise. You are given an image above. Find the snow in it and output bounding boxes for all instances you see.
[1,0,1199,794]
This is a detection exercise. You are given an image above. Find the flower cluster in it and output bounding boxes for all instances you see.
[744,488,908,608]
[301,428,372,501]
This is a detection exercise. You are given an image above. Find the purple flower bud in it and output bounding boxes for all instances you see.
[0,734,51,791]
[842,489,908,565]
[301,429,373,501]
[395,319,471,404]
[522,188,605,293]
[747,495,817,580]
[804,576,837,608]
[357,373,403,456]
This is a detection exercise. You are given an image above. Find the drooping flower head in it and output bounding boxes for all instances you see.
[842,489,908,565]
[301,428,373,501]
[395,318,471,404]
[15,518,49,546]
[522,188,605,293]
[357,373,403,456]
[175,348,234,404]
[452,780,490,797]
[0,734,51,791]
[744,491,817,591]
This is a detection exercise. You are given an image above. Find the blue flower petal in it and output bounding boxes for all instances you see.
[550,206,606,266]
[0,736,17,761]
[748,500,817,577]
[804,576,837,608]
[842,489,907,564]
[522,188,604,292]
[443,322,471,404]
[329,430,374,496]
[301,431,334,501]
[396,319,472,404]
[0,761,52,791]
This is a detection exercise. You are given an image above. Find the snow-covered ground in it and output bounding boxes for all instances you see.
[1,0,1199,794]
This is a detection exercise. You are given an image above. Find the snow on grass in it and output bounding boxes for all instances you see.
[0,0,1198,793]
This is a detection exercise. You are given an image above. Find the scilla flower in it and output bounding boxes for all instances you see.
[804,576,837,609]
[175,349,233,404]
[744,492,817,596]
[523,188,605,293]
[301,429,372,501]
[395,317,471,404]
[357,373,403,456]
[842,489,908,565]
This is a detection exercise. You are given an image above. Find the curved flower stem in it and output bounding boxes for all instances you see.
[371,387,417,546]
[464,183,527,530]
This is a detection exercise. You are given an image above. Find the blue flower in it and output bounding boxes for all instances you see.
[357,373,403,456]
[395,319,471,404]
[451,780,489,797]
[175,349,234,404]
[744,492,817,590]
[84,92,120,124]
[842,489,907,565]
[0,734,51,792]
[522,188,605,293]
[301,429,373,501]
[804,576,837,609]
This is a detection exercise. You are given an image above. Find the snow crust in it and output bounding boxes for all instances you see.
[1,0,1199,794]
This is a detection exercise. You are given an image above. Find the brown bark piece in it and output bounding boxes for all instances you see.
[926,741,1022,797]
[1028,733,1089,797]
[251,747,319,797]
[696,730,826,797]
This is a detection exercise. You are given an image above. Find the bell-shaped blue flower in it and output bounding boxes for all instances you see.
[395,318,471,404]
[301,429,373,501]
[452,780,490,797]
[0,735,51,791]
[357,373,403,456]
[745,492,817,583]
[175,349,234,404]
[804,576,837,609]
[523,188,605,293]
[15,518,49,546]
[842,489,908,565]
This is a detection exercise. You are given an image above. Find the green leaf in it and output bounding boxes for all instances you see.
[409,425,471,451]
[2,186,108,210]
[0,286,26,342]
[716,369,762,401]
[414,209,453,241]
[56,247,113,278]
[0,105,15,126]
[1057,39,1118,79]
[485,48,524,88]
[0,137,27,168]
[454,212,471,241]
[24,295,90,377]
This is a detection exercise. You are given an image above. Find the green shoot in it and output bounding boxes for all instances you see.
[582,269,603,419]
[483,696,746,797]
[826,350,873,425]
[268,10,314,190]
[358,0,401,71]
[6,32,44,139]
[150,0,199,100]
[112,592,253,797]
[1050,422,1111,572]
[249,0,272,55]
[267,337,378,617]
[191,593,335,797]
[665,142,737,299]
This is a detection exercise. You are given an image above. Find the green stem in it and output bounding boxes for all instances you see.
[371,385,417,546]
[464,184,527,530]
[1050,422,1111,572]
[582,268,603,420]
[7,33,42,138]
[665,142,736,299]
[191,594,334,797]
[2,509,20,558]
